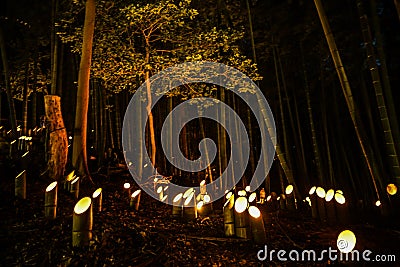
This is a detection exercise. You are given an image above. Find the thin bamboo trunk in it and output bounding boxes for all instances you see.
[56,43,64,97]
[51,0,58,95]
[0,26,17,135]
[114,95,122,150]
[394,0,400,22]
[293,91,308,181]
[31,56,38,128]
[321,81,334,186]
[301,42,323,185]
[106,97,115,149]
[357,0,400,183]
[72,0,95,179]
[22,62,29,137]
[314,0,381,198]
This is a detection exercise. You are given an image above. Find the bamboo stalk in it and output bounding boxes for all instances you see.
[249,206,266,245]
[15,170,26,199]
[130,189,141,211]
[72,197,93,247]
[92,188,102,212]
[45,181,58,219]
[172,193,183,218]
[234,196,250,239]
[70,177,80,199]
[223,192,235,237]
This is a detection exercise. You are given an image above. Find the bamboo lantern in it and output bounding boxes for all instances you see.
[325,189,336,225]
[234,196,250,239]
[285,184,296,211]
[130,189,141,211]
[334,191,350,225]
[386,183,397,196]
[15,170,27,199]
[278,194,286,210]
[70,176,80,199]
[172,193,183,217]
[183,189,197,221]
[259,188,266,204]
[162,186,169,203]
[9,140,16,157]
[316,187,327,222]
[64,171,75,191]
[223,192,235,237]
[124,182,131,199]
[156,185,164,201]
[44,181,58,219]
[92,188,103,212]
[249,206,266,244]
[197,194,211,216]
[72,197,93,247]
[308,186,319,219]
[337,230,356,253]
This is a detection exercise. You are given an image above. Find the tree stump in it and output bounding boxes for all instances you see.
[44,95,68,180]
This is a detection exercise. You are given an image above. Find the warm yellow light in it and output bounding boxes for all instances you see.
[184,191,194,206]
[197,201,204,210]
[285,184,294,195]
[337,230,356,253]
[71,177,79,185]
[200,180,206,186]
[161,195,168,202]
[156,186,163,194]
[131,189,141,198]
[92,188,102,198]
[46,181,57,192]
[124,182,131,189]
[203,194,211,203]
[325,189,335,202]
[183,188,194,199]
[335,193,346,205]
[74,197,91,214]
[316,187,326,198]
[234,196,248,213]
[173,193,183,203]
[266,195,272,202]
[153,177,158,182]
[164,186,169,191]
[277,196,281,201]
[336,190,344,195]
[375,200,381,207]
[226,192,233,199]
[245,186,251,192]
[309,186,316,195]
[238,190,247,197]
[67,171,75,181]
[248,192,257,203]
[387,184,397,195]
[248,206,261,218]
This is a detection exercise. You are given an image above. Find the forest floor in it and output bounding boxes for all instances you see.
[0,160,399,267]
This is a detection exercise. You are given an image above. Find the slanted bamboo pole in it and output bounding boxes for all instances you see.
[15,170,26,199]
[45,181,58,219]
[130,189,141,211]
[72,197,93,247]
[92,188,102,212]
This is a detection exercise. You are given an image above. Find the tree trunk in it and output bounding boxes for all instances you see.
[72,0,95,179]
[357,0,400,184]
[114,95,122,150]
[45,95,68,180]
[314,0,381,198]
[394,0,400,22]
[22,62,29,136]
[0,26,17,135]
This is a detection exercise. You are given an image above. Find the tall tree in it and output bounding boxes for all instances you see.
[72,0,95,178]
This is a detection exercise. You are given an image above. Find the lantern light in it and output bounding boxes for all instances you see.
[184,191,194,206]
[235,196,248,213]
[183,188,194,199]
[238,190,247,197]
[325,189,335,202]
[173,193,183,203]
[285,184,294,195]
[226,191,233,199]
[123,183,131,189]
[266,195,272,202]
[93,188,102,198]
[245,186,251,192]
[316,187,326,198]
[386,184,397,195]
[336,190,344,195]
[248,206,261,218]
[161,195,168,202]
[335,193,346,205]
[197,201,204,210]
[131,189,141,199]
[248,192,257,203]
[74,197,92,215]
[46,181,58,192]
[337,230,356,253]
[375,200,381,207]
[203,194,211,203]
[309,186,316,195]
[156,186,163,194]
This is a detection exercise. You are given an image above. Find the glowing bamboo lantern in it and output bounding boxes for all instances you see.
[279,194,286,210]
[72,197,93,247]
[334,191,350,225]
[325,189,336,225]
[44,181,58,219]
[386,184,397,196]
[337,230,356,253]
[198,193,211,216]
[92,188,103,212]
[249,206,266,244]
[172,193,183,217]
[124,182,131,198]
[234,196,250,239]
[70,176,80,199]
[15,170,26,199]
[156,185,164,201]
[183,189,197,221]
[285,184,296,211]
[64,171,75,191]
[316,187,327,222]
[130,189,141,211]
[9,139,16,157]
[308,186,319,219]
[259,188,266,204]
[223,192,235,237]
